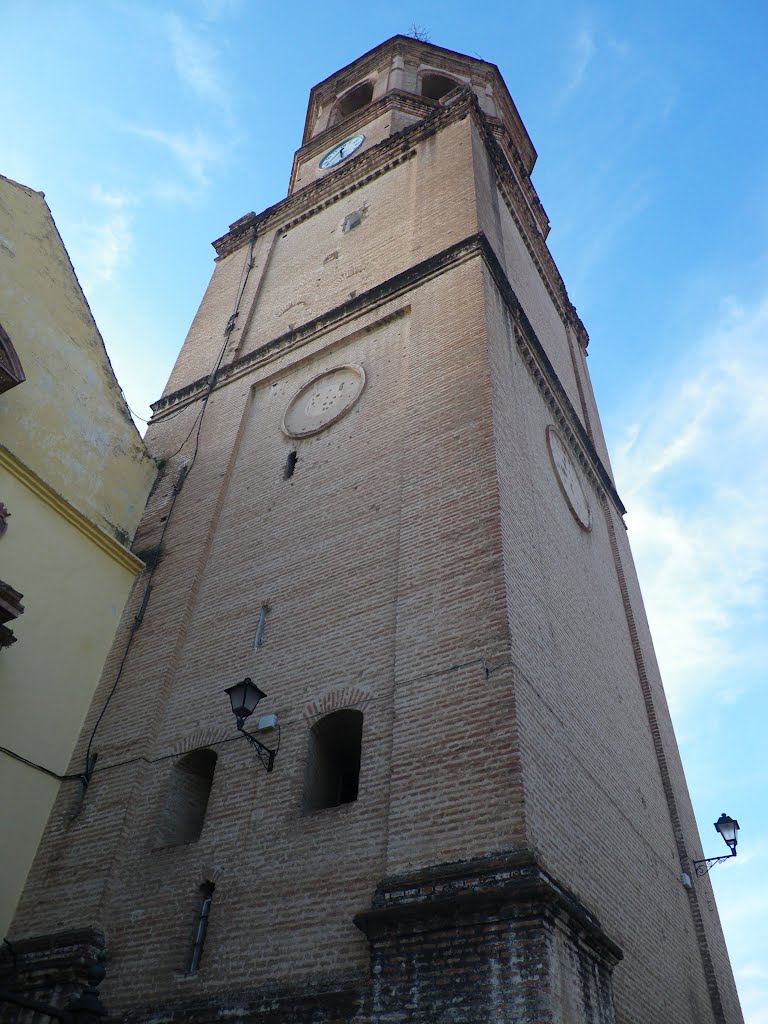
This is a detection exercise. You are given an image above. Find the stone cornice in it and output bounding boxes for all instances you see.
[473,108,590,351]
[151,233,623,516]
[301,35,537,172]
[0,446,145,574]
[212,93,475,260]
[212,93,588,353]
[479,237,621,511]
[288,90,436,193]
[486,121,550,238]
[354,851,623,966]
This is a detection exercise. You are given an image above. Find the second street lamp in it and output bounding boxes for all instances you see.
[223,677,277,773]
[693,813,740,876]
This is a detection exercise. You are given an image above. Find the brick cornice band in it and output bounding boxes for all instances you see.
[151,231,624,516]
[355,853,624,967]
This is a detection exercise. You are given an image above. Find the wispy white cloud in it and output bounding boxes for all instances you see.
[72,183,138,289]
[607,37,631,59]
[89,184,138,209]
[739,963,768,982]
[558,21,596,103]
[613,293,768,713]
[127,124,222,191]
[569,173,654,290]
[148,179,205,205]
[197,0,240,20]
[78,211,134,291]
[741,998,768,1024]
[633,380,768,1024]
[163,13,228,108]
[719,879,768,929]
[119,12,238,205]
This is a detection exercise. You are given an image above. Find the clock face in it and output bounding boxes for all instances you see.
[546,426,592,531]
[319,133,365,169]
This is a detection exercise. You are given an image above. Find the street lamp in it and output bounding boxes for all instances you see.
[692,813,740,876]
[223,677,276,773]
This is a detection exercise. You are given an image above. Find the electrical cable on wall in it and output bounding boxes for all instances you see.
[78,225,259,799]
[0,744,81,783]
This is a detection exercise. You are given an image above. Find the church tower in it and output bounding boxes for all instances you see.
[3,37,743,1024]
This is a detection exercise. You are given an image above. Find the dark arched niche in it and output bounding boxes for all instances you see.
[420,73,460,101]
[331,81,374,124]
[303,709,363,811]
[157,749,217,846]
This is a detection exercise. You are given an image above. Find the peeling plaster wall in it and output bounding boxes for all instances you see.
[0,175,155,540]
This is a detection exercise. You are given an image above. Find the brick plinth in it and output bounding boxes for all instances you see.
[120,986,367,1024]
[355,855,622,1024]
[0,927,105,1021]
[1,860,620,1024]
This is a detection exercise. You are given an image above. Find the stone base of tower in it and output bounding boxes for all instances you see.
[354,854,622,1024]
[0,858,621,1024]
[0,926,106,1021]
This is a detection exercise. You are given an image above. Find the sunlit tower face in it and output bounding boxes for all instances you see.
[3,35,743,1024]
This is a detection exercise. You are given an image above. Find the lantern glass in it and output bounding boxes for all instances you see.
[224,677,267,724]
[714,813,739,852]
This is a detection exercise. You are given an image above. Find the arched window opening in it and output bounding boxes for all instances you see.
[420,73,459,101]
[157,749,217,847]
[332,81,374,124]
[303,709,363,811]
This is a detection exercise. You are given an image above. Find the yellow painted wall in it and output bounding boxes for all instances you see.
[0,463,144,937]
[0,175,156,937]
[0,175,155,539]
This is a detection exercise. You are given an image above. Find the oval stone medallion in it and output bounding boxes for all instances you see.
[281,365,366,438]
[546,425,592,531]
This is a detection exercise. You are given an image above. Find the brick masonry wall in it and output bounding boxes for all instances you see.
[471,124,581,421]
[356,856,621,1024]
[481,238,741,1021]
[7,54,742,1024]
[164,114,480,399]
[11,253,526,1014]
[293,109,410,192]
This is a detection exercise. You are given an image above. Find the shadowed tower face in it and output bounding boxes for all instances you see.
[3,36,743,1024]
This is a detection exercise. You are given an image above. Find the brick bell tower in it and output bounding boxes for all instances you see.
[4,37,743,1024]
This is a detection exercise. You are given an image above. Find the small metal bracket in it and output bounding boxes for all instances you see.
[238,725,276,773]
[692,853,736,876]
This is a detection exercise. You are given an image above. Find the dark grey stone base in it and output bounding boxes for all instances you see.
[1,857,621,1024]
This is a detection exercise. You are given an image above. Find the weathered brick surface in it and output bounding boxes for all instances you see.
[6,36,742,1024]
[356,855,620,1024]
[0,928,105,1023]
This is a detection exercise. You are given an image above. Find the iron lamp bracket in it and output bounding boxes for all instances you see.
[237,723,276,773]
[692,852,736,876]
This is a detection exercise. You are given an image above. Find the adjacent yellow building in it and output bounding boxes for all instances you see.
[0,174,156,938]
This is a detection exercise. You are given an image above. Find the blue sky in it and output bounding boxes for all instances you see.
[3,1,766,1018]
